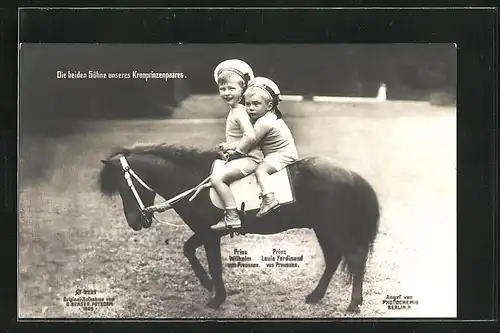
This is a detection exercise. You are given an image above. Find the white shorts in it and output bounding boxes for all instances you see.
[263,151,299,172]
[215,157,260,177]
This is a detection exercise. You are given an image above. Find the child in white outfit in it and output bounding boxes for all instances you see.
[243,77,299,217]
[209,60,264,231]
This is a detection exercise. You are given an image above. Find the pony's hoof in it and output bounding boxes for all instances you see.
[305,292,323,304]
[206,297,224,309]
[346,303,361,313]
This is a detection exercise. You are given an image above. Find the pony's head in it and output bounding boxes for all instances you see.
[98,143,219,231]
[98,147,156,231]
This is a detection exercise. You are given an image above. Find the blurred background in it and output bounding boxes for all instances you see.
[20,44,456,129]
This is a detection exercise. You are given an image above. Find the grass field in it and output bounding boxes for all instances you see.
[19,97,457,319]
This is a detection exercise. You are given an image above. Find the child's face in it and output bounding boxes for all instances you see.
[244,91,272,121]
[218,75,244,107]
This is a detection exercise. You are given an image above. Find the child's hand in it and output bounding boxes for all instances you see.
[216,142,230,152]
[216,150,229,160]
[226,150,244,161]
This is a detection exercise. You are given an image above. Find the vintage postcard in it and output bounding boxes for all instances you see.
[18,43,457,319]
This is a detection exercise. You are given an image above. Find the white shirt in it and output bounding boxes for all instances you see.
[225,104,263,160]
[253,113,298,157]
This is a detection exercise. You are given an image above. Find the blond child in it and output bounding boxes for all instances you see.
[209,60,264,231]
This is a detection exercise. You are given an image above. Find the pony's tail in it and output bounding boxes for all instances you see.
[339,172,381,285]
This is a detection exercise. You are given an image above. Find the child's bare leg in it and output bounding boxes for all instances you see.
[211,172,238,209]
[210,168,246,230]
[255,162,279,218]
[255,162,278,192]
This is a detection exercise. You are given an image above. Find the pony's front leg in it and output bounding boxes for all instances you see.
[204,235,226,309]
[183,233,213,291]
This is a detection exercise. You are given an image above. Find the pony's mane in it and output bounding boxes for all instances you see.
[99,143,218,196]
[106,143,218,165]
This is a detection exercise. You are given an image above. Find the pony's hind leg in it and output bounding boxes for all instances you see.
[306,229,342,304]
[345,246,369,313]
[183,233,213,291]
[204,235,227,309]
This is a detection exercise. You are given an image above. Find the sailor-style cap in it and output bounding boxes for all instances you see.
[246,77,283,117]
[247,77,281,104]
[213,59,255,85]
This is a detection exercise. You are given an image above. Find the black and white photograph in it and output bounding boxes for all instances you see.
[18,43,457,319]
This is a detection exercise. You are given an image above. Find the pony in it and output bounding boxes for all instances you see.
[98,143,380,313]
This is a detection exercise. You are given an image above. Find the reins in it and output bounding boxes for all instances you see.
[119,156,211,228]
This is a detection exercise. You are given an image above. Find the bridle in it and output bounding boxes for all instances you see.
[118,156,211,227]
[119,156,154,212]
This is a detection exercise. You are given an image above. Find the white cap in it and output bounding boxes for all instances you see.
[213,59,254,84]
[247,77,281,103]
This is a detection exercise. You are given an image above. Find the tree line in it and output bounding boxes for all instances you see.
[20,44,456,137]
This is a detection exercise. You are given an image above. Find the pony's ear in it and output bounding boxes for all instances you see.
[101,158,122,169]
[101,159,118,167]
